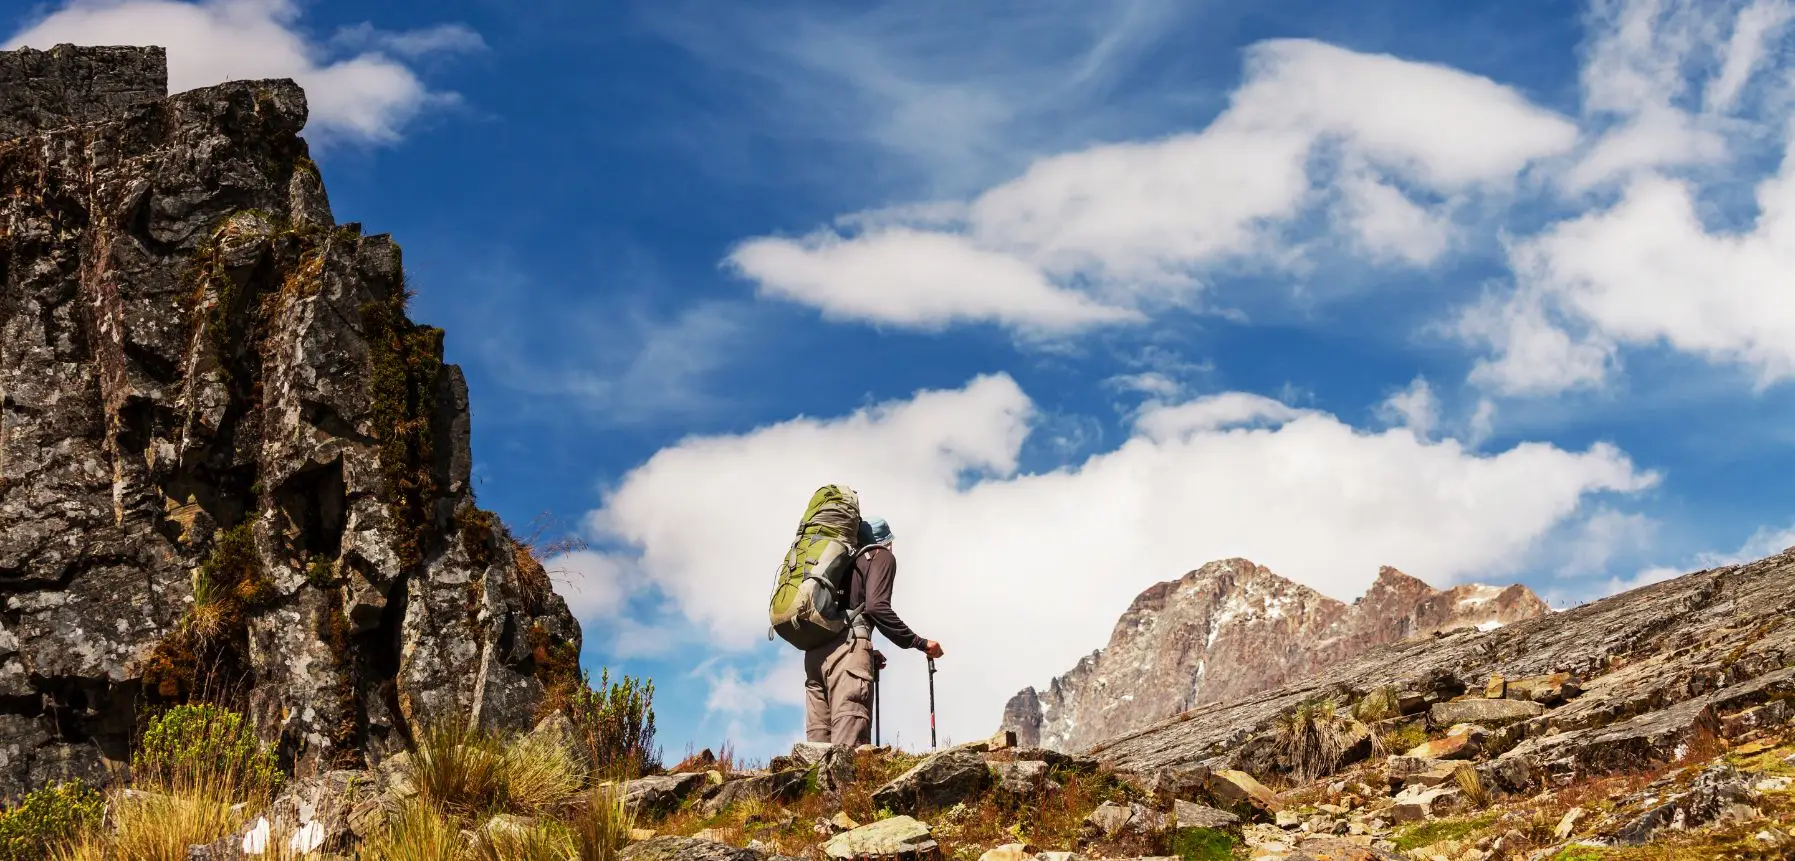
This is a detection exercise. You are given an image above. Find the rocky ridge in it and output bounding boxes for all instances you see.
[0,43,581,799]
[1004,559,1547,752]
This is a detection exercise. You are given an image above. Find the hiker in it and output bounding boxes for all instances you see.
[803,516,944,746]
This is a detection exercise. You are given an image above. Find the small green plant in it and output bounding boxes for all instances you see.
[568,668,661,780]
[1272,697,1346,782]
[1392,812,1499,850]
[1170,826,1236,861]
[1377,720,1429,756]
[1548,848,1606,861]
[0,780,103,860]
[305,554,337,588]
[133,703,281,797]
[1353,686,1402,722]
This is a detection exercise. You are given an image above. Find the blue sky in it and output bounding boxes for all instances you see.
[11,0,1795,763]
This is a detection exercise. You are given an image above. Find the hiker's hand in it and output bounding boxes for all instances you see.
[872,649,887,670]
[922,640,944,660]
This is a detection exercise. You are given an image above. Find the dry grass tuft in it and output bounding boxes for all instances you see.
[53,773,248,861]
[1453,764,1491,808]
[1274,697,1348,783]
[361,800,462,861]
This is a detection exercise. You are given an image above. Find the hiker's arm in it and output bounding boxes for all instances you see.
[861,551,925,650]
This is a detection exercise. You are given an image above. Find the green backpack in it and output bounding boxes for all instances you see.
[767,484,864,650]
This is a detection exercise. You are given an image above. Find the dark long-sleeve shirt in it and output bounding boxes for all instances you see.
[849,546,924,650]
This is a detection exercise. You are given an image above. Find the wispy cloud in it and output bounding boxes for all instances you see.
[5,0,482,145]
[635,0,1199,199]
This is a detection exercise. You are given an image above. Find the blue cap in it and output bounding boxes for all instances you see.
[858,517,893,546]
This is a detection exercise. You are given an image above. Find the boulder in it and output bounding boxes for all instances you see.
[1013,748,1099,773]
[1079,801,1168,843]
[1721,700,1791,739]
[1389,786,1459,823]
[1399,762,1460,790]
[1503,672,1580,706]
[991,760,1054,797]
[1131,764,1212,803]
[871,749,992,814]
[621,836,763,861]
[1615,763,1759,845]
[694,770,808,817]
[1428,699,1545,728]
[1204,770,1283,815]
[790,742,855,793]
[1173,799,1240,830]
[626,773,708,818]
[1404,731,1476,761]
[977,844,1034,861]
[823,816,938,860]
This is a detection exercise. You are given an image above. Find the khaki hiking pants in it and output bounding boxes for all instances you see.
[803,629,874,746]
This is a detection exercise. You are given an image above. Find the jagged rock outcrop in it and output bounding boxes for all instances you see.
[1003,559,1546,751]
[0,44,581,800]
[1086,547,1795,785]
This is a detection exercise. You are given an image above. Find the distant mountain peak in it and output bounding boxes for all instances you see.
[1001,558,1547,751]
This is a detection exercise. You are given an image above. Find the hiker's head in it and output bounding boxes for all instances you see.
[858,517,894,547]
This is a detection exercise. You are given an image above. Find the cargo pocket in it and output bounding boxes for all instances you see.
[838,642,874,717]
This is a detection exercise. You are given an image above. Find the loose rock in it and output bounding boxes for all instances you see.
[871,749,992,814]
[823,816,938,860]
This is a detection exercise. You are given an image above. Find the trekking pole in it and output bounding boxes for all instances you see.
[873,661,881,746]
[927,657,938,750]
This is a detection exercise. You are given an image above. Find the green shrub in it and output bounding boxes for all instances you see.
[1170,826,1235,861]
[0,780,103,860]
[134,703,281,796]
[569,668,661,780]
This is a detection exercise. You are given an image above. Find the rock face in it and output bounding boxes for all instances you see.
[1086,548,1795,792]
[1003,559,1547,751]
[0,45,581,799]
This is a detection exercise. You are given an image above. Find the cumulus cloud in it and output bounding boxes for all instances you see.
[582,375,1655,752]
[728,38,1576,334]
[1462,0,1795,394]
[1377,377,1441,439]
[5,0,482,144]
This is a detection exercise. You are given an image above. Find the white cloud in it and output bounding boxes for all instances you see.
[1377,377,1441,439]
[1607,520,1795,595]
[727,38,1576,335]
[727,228,1139,333]
[583,375,1654,752]
[1463,0,1795,394]
[5,0,480,144]
[541,550,632,621]
[1562,507,1659,574]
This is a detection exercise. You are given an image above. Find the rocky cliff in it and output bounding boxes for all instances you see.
[1003,559,1547,752]
[0,44,580,800]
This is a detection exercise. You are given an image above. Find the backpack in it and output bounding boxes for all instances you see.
[767,484,864,650]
